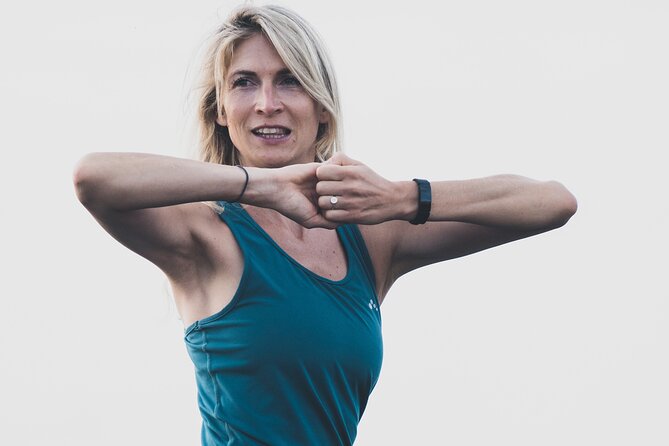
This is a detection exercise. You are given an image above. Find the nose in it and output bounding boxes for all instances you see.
[255,84,283,116]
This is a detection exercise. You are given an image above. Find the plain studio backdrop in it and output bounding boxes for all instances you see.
[1,0,667,444]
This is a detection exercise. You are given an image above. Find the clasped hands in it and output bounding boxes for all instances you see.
[267,153,408,229]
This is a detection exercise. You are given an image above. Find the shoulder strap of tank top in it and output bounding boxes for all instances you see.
[213,201,266,252]
[337,224,377,293]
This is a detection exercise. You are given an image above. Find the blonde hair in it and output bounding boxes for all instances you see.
[196,4,342,167]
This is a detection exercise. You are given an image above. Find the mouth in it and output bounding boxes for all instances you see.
[251,126,292,140]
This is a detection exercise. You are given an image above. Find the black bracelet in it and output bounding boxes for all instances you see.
[409,178,432,225]
[233,165,249,202]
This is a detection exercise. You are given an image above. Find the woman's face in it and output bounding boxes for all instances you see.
[217,33,328,168]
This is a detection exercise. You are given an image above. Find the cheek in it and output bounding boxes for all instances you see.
[299,103,323,130]
[222,95,250,124]
[223,103,239,123]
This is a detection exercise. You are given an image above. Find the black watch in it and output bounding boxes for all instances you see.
[409,178,432,225]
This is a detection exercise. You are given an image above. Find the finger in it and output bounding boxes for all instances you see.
[316,164,345,181]
[321,209,350,222]
[318,195,345,211]
[301,214,339,230]
[315,180,342,196]
[323,152,345,165]
[326,152,360,166]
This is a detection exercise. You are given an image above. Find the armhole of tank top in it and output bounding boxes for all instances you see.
[345,225,378,298]
[183,202,250,334]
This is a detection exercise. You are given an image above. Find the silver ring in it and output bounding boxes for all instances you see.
[329,196,338,208]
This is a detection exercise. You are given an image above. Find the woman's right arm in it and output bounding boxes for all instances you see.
[72,152,334,277]
[72,152,252,277]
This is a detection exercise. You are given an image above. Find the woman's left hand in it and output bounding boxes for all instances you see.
[315,153,413,225]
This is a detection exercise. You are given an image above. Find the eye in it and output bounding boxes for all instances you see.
[280,75,302,87]
[231,77,253,88]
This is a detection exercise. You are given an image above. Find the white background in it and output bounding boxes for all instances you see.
[1,0,667,444]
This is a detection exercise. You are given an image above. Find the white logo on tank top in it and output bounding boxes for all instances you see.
[368,299,379,312]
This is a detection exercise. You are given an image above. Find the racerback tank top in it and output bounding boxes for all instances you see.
[183,201,383,445]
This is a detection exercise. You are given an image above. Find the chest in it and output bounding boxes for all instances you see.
[185,209,384,396]
[186,272,383,383]
[257,222,348,282]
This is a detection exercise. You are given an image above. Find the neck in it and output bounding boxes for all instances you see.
[244,205,310,240]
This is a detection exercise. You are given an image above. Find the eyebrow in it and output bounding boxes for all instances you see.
[229,68,293,78]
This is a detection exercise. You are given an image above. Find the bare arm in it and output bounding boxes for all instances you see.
[73,152,250,277]
[72,152,334,277]
[73,152,250,211]
[384,175,577,279]
[314,153,577,297]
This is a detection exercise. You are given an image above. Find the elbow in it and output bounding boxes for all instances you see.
[72,152,105,209]
[546,181,578,229]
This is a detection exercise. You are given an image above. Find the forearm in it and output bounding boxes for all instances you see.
[395,175,578,230]
[73,152,250,211]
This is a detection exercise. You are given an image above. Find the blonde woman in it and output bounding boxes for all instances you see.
[73,4,577,445]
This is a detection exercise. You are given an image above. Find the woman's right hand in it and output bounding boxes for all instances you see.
[245,163,338,230]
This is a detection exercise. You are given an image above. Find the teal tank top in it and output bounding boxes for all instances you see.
[183,202,383,445]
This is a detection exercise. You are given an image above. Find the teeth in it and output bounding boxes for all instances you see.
[254,127,288,135]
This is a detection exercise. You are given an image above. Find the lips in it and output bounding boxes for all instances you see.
[251,126,291,139]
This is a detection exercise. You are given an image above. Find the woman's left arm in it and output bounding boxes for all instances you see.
[315,154,577,297]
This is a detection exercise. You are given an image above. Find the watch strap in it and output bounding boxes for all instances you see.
[409,178,432,225]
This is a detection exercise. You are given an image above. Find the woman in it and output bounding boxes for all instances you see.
[73,4,577,445]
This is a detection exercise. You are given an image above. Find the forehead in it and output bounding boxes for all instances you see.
[228,33,287,75]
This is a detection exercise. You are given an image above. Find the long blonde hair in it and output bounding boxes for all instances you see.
[196,4,342,167]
